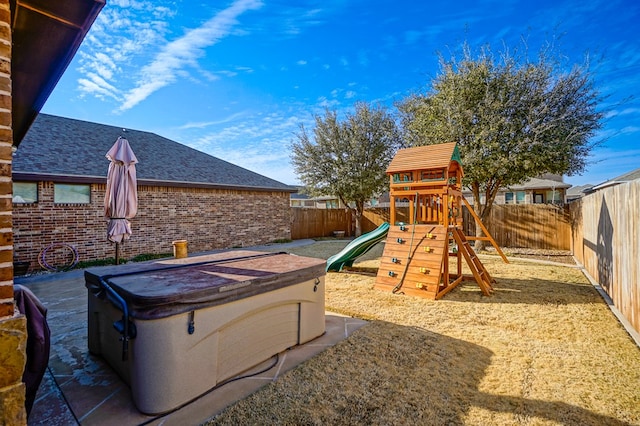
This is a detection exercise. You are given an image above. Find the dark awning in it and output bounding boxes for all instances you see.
[10,0,105,145]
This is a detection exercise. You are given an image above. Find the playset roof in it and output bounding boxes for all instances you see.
[386,142,461,174]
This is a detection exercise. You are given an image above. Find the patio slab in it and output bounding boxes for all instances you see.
[17,260,366,425]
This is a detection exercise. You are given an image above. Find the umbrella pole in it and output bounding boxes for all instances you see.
[115,242,120,265]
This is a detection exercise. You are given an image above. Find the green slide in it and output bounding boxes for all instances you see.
[326,222,390,272]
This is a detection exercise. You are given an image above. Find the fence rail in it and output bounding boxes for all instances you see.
[363,204,571,250]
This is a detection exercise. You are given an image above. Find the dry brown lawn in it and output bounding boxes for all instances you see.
[206,241,640,425]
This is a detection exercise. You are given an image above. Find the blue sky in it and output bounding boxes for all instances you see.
[42,0,639,187]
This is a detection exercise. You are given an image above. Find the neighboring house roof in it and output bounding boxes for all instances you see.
[566,184,594,199]
[504,178,571,191]
[290,193,311,200]
[11,0,105,145]
[13,114,294,192]
[387,142,460,174]
[589,167,640,192]
[461,176,572,196]
[290,193,340,202]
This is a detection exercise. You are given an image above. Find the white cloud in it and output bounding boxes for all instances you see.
[75,3,174,100]
[74,0,262,110]
[620,126,640,135]
[118,0,263,111]
[77,77,120,100]
[179,109,313,184]
[297,60,308,66]
[316,96,339,108]
[179,112,246,129]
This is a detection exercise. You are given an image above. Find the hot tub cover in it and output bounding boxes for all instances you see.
[85,250,326,320]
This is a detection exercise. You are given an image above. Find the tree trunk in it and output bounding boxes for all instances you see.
[471,180,499,252]
[474,206,490,251]
[354,201,364,237]
[471,183,488,252]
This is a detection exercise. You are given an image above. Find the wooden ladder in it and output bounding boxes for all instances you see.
[451,227,494,296]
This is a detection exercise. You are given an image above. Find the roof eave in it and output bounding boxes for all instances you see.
[10,0,106,146]
[12,172,296,193]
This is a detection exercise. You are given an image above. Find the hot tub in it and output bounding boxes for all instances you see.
[85,250,326,415]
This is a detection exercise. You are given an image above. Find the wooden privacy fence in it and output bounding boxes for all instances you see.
[291,188,639,336]
[363,204,571,250]
[290,208,353,239]
[570,180,640,335]
[464,204,571,250]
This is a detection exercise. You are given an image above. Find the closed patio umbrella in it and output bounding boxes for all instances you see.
[105,135,138,264]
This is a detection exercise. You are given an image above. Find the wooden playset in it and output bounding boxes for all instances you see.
[374,142,508,299]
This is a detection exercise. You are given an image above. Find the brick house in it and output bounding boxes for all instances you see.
[12,114,296,270]
[290,190,346,209]
[462,174,572,205]
[1,0,105,423]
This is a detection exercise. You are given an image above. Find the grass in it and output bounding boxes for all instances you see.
[206,240,640,425]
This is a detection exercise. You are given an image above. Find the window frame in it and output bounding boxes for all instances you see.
[12,181,38,204]
[54,183,91,204]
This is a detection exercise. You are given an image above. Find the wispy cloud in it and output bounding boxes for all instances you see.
[74,2,175,102]
[119,0,263,111]
[178,112,247,129]
[72,0,263,111]
[181,109,315,184]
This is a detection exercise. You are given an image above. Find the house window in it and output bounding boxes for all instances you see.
[546,190,562,204]
[533,193,544,204]
[325,200,338,209]
[505,191,525,204]
[13,182,38,203]
[54,183,90,204]
[505,192,513,204]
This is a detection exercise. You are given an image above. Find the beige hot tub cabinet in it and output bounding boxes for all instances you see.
[85,250,326,415]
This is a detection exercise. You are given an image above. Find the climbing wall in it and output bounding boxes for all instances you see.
[374,224,448,299]
[375,225,495,299]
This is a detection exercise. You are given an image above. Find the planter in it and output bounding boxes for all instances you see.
[333,231,346,238]
[172,240,188,258]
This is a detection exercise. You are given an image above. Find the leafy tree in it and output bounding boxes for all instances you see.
[291,102,403,236]
[398,41,604,248]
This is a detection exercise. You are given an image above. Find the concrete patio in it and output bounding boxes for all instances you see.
[16,248,367,425]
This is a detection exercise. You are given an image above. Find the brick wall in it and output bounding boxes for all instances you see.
[0,0,12,317]
[0,0,27,423]
[13,182,292,270]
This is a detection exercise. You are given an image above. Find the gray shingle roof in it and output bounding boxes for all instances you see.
[610,167,640,182]
[589,166,640,192]
[13,114,294,192]
[566,184,594,197]
[505,177,571,191]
